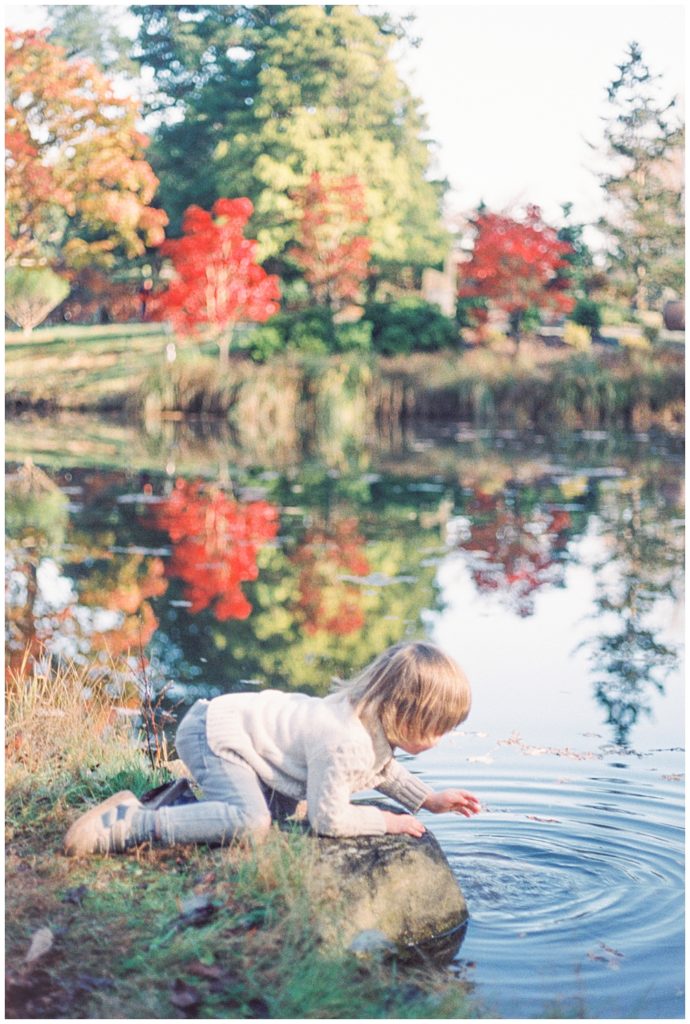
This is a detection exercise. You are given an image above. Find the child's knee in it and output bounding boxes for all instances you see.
[238,810,271,841]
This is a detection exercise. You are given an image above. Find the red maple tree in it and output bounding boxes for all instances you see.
[459,205,574,345]
[153,198,281,369]
[147,479,279,621]
[289,173,370,311]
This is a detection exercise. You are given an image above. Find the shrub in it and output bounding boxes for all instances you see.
[239,323,285,362]
[5,267,70,333]
[563,321,592,351]
[365,297,458,355]
[484,328,510,348]
[241,308,339,360]
[456,295,488,329]
[619,332,651,351]
[643,323,661,346]
[571,298,602,334]
[334,319,372,352]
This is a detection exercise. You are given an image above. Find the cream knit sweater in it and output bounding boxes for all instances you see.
[205,688,434,837]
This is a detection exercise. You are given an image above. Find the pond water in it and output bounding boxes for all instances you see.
[5,413,684,1019]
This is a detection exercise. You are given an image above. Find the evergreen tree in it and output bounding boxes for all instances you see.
[596,42,684,310]
[132,5,449,276]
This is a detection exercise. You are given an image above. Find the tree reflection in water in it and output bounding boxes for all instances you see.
[4,435,683,744]
[580,477,682,746]
[147,479,279,621]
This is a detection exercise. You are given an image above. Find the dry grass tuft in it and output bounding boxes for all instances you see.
[6,650,137,776]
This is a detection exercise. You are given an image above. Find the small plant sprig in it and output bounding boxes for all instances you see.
[136,632,179,771]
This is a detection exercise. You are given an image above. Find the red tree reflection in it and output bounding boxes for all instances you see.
[461,489,572,616]
[293,518,370,635]
[148,480,279,620]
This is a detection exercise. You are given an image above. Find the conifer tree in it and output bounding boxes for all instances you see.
[596,42,684,310]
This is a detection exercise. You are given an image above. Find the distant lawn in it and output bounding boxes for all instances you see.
[5,321,685,434]
[5,323,217,410]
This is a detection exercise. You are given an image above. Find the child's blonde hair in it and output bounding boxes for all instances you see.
[341,641,471,745]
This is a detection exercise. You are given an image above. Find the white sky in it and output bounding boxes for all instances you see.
[391,3,685,228]
[6,2,686,237]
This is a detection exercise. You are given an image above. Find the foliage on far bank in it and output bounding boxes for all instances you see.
[5,267,71,334]
[131,5,450,273]
[5,29,167,272]
[458,205,575,344]
[5,323,684,436]
[151,197,281,369]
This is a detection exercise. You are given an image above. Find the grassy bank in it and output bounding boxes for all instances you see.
[5,657,479,1020]
[5,324,684,432]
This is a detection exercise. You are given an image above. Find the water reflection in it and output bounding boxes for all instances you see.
[5,420,683,748]
[147,478,279,621]
[581,477,682,746]
[452,482,575,618]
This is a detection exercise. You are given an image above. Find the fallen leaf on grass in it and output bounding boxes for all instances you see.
[170,978,202,1011]
[247,996,271,1017]
[176,894,217,928]
[61,885,89,905]
[186,961,225,981]
[25,927,54,964]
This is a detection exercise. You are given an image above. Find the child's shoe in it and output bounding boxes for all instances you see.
[64,790,144,856]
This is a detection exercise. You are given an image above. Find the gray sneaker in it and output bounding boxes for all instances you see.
[64,790,144,856]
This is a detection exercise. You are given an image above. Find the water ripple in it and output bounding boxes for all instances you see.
[430,762,684,1018]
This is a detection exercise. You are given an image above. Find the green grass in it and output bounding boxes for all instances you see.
[5,323,215,411]
[5,655,481,1019]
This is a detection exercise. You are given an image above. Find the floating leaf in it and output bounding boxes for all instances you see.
[25,927,54,963]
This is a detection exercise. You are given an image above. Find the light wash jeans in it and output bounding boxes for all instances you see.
[134,699,298,846]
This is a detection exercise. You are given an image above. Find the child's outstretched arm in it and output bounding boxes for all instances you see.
[421,789,481,817]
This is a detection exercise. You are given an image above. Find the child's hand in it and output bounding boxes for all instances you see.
[382,810,426,837]
[422,789,481,817]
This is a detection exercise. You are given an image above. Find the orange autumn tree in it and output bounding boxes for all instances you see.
[5,29,167,269]
[154,198,281,369]
[459,204,574,346]
[148,480,279,621]
[289,173,370,311]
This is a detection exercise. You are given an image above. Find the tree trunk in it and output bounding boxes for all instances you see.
[218,324,235,372]
[509,309,523,355]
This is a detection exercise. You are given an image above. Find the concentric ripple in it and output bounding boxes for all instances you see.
[423,758,684,1019]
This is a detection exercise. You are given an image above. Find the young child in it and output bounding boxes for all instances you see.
[64,640,481,856]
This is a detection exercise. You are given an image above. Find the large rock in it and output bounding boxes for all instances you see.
[142,781,468,961]
[308,823,468,962]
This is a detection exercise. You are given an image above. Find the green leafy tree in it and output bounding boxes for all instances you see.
[133,5,449,278]
[596,42,684,310]
[46,4,138,75]
[5,267,70,334]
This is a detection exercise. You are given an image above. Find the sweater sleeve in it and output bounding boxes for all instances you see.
[373,756,434,812]
[306,743,387,837]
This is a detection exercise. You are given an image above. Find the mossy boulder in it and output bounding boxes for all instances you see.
[309,822,468,962]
